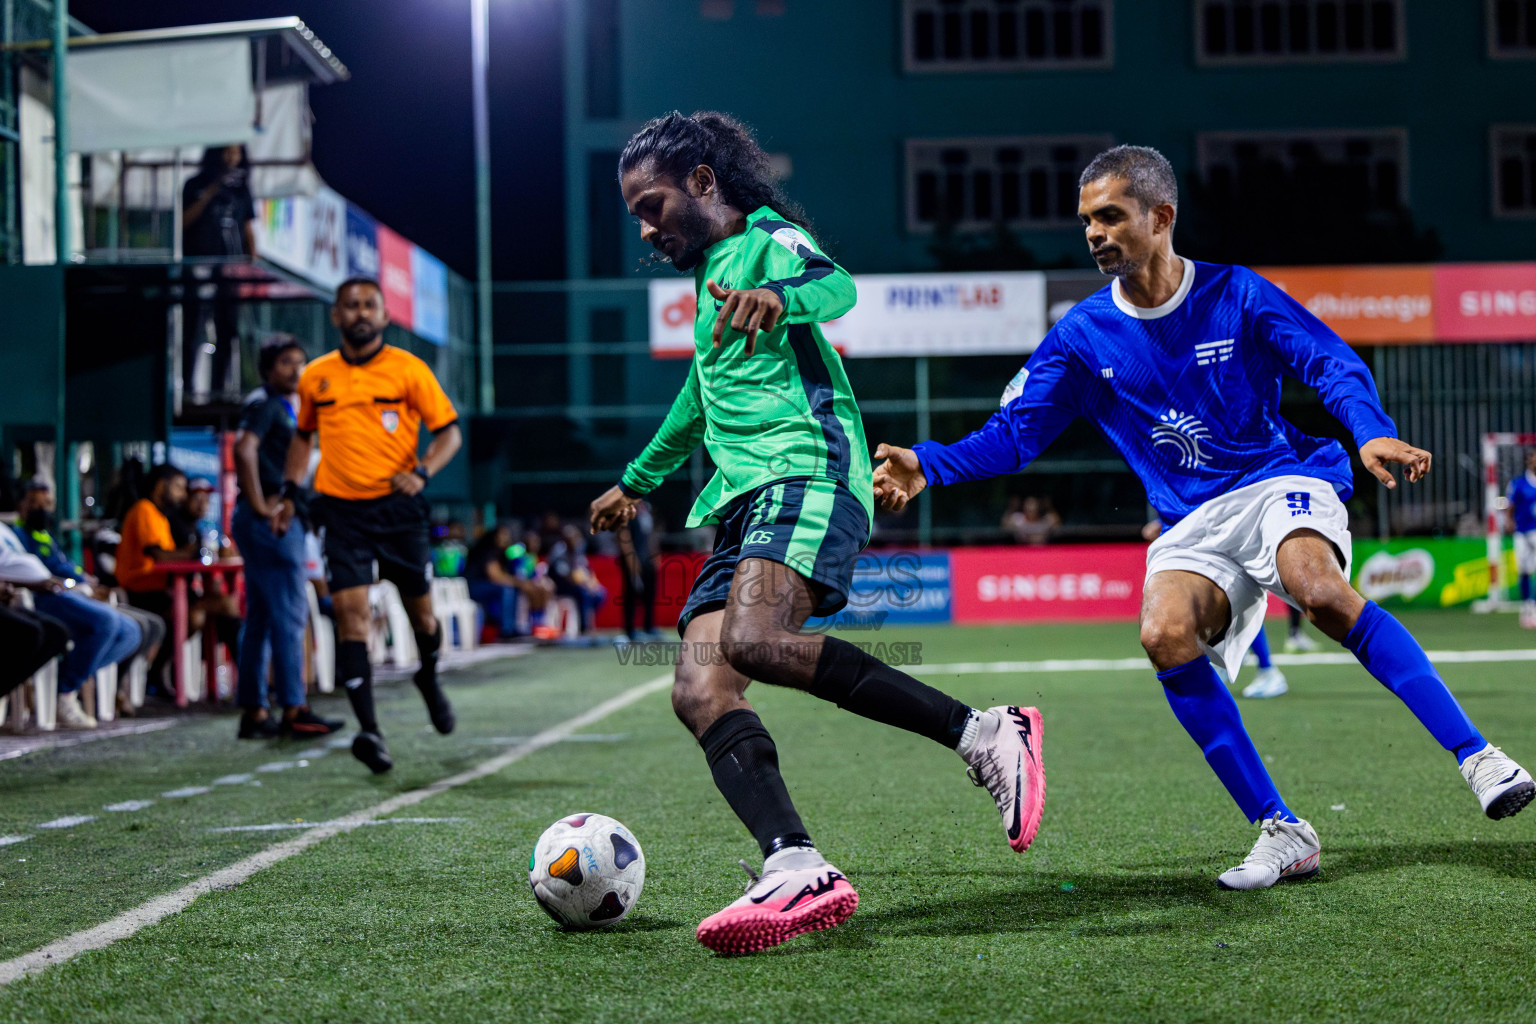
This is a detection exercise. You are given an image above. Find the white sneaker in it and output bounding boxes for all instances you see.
[1519,602,1536,630]
[1459,743,1535,820]
[1217,814,1320,890]
[1283,632,1319,654]
[1241,666,1289,699]
[960,705,1046,853]
[56,691,98,730]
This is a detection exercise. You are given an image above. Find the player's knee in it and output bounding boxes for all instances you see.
[1140,617,1199,669]
[670,669,717,732]
[1291,577,1361,639]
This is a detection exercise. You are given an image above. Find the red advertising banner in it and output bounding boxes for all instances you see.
[1253,265,1436,343]
[1432,263,1536,342]
[950,544,1147,623]
[376,225,414,331]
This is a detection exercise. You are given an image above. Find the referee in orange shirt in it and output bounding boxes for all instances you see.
[272,277,462,773]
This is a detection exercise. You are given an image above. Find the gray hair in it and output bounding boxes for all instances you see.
[1078,145,1178,217]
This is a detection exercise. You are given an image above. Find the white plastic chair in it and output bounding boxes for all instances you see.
[306,582,335,693]
[556,597,581,640]
[11,590,58,732]
[371,582,417,668]
[93,662,118,724]
[433,577,476,653]
[124,657,147,709]
[180,632,205,703]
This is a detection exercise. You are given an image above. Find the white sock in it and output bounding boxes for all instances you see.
[763,845,828,873]
[954,709,986,760]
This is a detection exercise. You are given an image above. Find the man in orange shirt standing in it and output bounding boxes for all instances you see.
[272,277,463,774]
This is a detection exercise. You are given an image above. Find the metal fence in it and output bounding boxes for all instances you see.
[483,281,1532,547]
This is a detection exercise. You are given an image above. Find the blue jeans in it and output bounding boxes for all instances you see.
[230,501,308,709]
[469,579,517,636]
[32,590,142,694]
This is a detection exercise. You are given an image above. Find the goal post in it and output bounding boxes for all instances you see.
[1471,432,1536,613]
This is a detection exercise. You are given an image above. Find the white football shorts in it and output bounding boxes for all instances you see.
[1145,475,1352,685]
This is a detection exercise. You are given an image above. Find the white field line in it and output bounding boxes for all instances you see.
[209,817,465,834]
[914,648,1536,676]
[0,672,673,987]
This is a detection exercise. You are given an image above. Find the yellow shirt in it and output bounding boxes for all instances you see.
[295,344,457,500]
[118,498,175,592]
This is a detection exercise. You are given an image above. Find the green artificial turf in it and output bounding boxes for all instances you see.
[1,613,1534,1023]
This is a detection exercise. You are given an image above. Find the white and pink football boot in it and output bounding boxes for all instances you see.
[695,850,858,955]
[961,705,1046,853]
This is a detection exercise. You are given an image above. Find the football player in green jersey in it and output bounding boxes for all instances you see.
[587,111,1044,954]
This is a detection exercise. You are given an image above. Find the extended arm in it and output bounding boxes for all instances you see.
[1254,274,1429,488]
[591,362,705,532]
[874,339,1082,510]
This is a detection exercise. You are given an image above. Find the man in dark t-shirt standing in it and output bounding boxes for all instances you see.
[230,336,341,740]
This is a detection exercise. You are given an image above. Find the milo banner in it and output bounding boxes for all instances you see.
[1351,537,1519,608]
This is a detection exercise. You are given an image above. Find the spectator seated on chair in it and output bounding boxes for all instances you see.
[465,523,552,640]
[0,543,71,707]
[117,464,241,693]
[548,523,607,635]
[11,481,150,729]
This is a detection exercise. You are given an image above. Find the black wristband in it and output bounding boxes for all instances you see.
[415,465,431,484]
[279,481,300,502]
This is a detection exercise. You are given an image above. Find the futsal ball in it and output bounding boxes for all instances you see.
[527,813,645,929]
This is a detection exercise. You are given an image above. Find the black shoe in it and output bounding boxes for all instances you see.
[237,712,281,739]
[420,685,456,735]
[414,673,456,735]
[281,706,346,738]
[351,731,394,774]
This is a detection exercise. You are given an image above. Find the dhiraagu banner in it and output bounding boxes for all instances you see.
[1351,537,1520,608]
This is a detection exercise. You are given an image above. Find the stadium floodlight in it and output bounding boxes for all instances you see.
[472,0,494,414]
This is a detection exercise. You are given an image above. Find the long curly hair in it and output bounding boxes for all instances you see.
[618,110,810,230]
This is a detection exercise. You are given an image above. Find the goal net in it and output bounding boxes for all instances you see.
[1471,432,1536,613]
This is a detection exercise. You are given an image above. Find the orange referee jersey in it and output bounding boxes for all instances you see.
[296,344,458,500]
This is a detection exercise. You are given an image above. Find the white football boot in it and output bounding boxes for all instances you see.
[1283,631,1319,654]
[1519,601,1536,630]
[960,706,1046,853]
[1217,814,1320,890]
[1241,666,1289,699]
[1459,743,1535,820]
[56,691,98,730]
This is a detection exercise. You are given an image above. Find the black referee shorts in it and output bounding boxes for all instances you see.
[311,492,432,598]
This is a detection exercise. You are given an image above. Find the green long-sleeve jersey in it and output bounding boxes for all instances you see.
[619,206,873,528]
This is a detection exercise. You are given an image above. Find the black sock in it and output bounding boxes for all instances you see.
[699,709,811,859]
[810,636,974,749]
[413,625,442,689]
[337,640,378,733]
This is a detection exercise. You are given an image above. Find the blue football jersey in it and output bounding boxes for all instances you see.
[1510,473,1536,533]
[913,259,1398,525]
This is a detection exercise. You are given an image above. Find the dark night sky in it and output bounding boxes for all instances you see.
[68,0,566,281]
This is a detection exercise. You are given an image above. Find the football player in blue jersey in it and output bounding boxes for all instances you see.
[1507,449,1536,628]
[874,145,1533,890]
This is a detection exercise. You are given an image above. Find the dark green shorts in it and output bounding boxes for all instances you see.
[677,477,870,636]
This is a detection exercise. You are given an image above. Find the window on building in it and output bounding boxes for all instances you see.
[1493,126,1536,216]
[1489,0,1536,56]
[587,151,623,277]
[584,0,620,119]
[904,0,1114,72]
[1197,130,1408,214]
[906,136,1112,232]
[1196,0,1404,64]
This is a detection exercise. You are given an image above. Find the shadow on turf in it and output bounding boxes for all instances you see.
[739,840,1536,955]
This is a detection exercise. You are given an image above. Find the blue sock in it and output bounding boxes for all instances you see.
[1250,627,1273,669]
[1521,575,1532,602]
[1158,655,1297,824]
[1342,601,1485,764]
